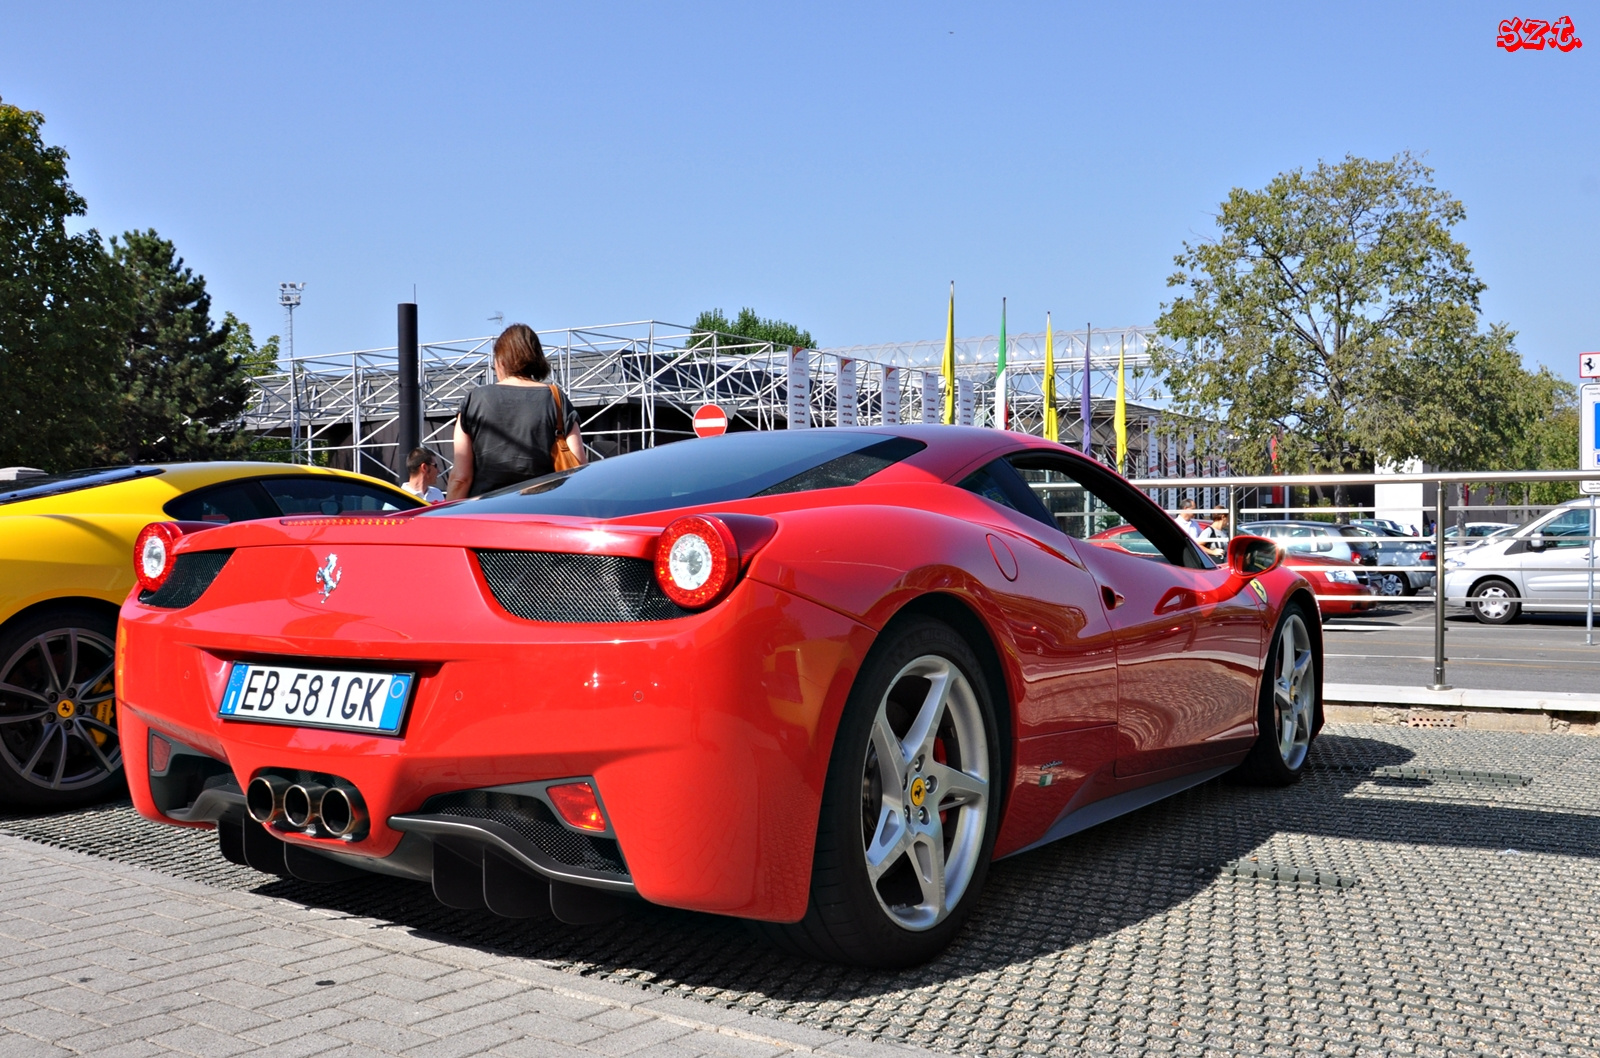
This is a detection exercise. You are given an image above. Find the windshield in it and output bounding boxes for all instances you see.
[428,432,924,519]
[0,466,165,506]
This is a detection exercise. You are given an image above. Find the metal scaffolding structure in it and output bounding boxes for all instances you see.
[242,319,1210,483]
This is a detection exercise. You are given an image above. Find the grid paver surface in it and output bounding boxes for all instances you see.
[3,723,1598,1057]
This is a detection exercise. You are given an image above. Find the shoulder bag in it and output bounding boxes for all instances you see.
[548,384,582,472]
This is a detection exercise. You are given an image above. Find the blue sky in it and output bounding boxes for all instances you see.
[2,2,1595,379]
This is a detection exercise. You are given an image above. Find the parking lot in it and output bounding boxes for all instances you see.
[1323,603,1600,695]
[4,722,1598,1057]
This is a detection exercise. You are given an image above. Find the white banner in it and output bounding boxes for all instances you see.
[787,347,810,429]
[921,374,940,424]
[957,378,975,426]
[882,367,901,424]
[836,358,857,427]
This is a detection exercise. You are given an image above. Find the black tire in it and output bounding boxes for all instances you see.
[1469,578,1520,625]
[1374,571,1411,598]
[0,605,125,810]
[1233,601,1320,787]
[757,617,1002,967]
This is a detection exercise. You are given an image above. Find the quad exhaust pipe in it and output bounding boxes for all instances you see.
[282,783,327,829]
[246,775,291,825]
[317,785,368,839]
[246,773,367,840]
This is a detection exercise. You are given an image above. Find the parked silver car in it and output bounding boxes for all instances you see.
[1334,523,1434,596]
[1242,520,1432,596]
[1442,500,1597,623]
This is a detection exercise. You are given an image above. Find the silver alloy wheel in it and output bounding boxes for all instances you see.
[1377,572,1406,597]
[1272,614,1315,771]
[860,654,990,932]
[0,628,120,791]
[1473,584,1513,621]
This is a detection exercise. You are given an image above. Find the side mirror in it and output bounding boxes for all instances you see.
[1227,535,1281,576]
[1528,534,1546,552]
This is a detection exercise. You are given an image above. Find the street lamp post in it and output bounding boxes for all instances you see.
[279,283,305,463]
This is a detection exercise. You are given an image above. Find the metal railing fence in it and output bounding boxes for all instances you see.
[1061,468,1600,690]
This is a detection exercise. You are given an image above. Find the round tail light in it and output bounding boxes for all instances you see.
[655,515,739,609]
[134,522,184,593]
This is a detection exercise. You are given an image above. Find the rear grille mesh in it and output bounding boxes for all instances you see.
[476,550,687,623]
[139,550,233,609]
[423,791,629,878]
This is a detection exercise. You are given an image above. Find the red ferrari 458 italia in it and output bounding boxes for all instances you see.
[117,426,1323,966]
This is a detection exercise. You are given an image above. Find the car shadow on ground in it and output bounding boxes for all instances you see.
[3,733,1596,1005]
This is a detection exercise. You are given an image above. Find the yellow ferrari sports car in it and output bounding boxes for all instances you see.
[0,463,424,809]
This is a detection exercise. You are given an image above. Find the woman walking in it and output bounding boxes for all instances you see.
[446,324,584,499]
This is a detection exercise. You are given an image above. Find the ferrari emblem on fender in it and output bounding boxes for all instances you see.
[315,554,342,603]
[1249,579,1268,604]
[909,776,927,807]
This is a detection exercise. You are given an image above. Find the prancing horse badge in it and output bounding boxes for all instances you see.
[315,554,342,603]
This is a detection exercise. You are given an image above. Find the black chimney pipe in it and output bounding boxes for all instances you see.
[396,302,419,479]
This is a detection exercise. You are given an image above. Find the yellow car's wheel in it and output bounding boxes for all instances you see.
[0,606,123,808]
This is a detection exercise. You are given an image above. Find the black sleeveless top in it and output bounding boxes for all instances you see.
[458,384,579,496]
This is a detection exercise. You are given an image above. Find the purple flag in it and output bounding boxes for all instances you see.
[1080,325,1093,455]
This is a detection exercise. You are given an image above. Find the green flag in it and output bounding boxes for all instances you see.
[994,298,1007,429]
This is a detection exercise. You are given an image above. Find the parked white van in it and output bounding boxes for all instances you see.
[1442,499,1597,624]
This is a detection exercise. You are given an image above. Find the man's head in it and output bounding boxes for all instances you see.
[1178,499,1197,519]
[407,447,439,487]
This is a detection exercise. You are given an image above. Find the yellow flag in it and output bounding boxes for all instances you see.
[1043,313,1058,442]
[941,282,956,425]
[1114,334,1127,471]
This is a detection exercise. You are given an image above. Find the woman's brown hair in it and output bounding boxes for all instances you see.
[493,324,550,381]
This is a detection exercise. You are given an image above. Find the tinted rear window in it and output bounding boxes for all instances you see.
[431,432,923,519]
[165,476,420,523]
[261,477,419,516]
[0,466,165,506]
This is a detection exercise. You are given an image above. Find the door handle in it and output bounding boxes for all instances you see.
[1101,585,1125,610]
[1155,587,1200,614]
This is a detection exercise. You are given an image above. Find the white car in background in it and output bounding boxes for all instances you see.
[1442,522,1520,549]
[1442,500,1598,624]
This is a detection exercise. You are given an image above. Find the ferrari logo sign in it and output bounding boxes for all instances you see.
[1581,353,1600,378]
[1249,579,1268,605]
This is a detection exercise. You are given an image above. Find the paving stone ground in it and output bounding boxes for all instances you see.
[0,835,929,1058]
[3,723,1599,1057]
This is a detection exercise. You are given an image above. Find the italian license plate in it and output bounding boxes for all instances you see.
[219,662,414,735]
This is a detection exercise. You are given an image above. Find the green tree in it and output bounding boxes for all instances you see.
[0,96,124,470]
[218,312,306,464]
[1505,367,1579,506]
[100,230,254,463]
[220,311,280,378]
[691,307,815,350]
[1151,153,1511,500]
[1362,318,1529,473]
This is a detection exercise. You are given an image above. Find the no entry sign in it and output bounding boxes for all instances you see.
[693,404,728,438]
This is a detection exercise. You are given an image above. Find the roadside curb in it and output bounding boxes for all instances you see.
[1324,682,1600,734]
